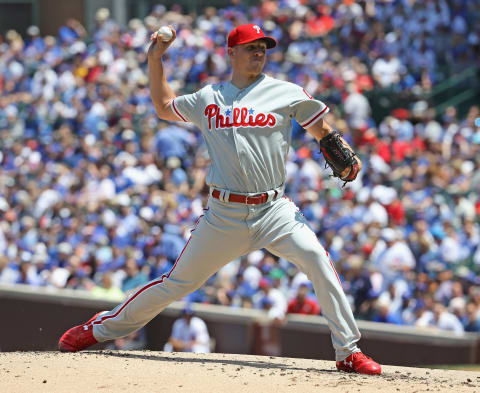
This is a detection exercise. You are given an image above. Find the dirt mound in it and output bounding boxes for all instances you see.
[1,351,479,392]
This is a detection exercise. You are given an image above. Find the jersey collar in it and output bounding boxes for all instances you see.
[228,73,266,94]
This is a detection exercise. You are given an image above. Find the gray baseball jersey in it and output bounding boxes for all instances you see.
[171,74,329,193]
[90,74,362,362]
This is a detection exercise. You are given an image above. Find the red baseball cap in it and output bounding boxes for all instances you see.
[227,24,277,49]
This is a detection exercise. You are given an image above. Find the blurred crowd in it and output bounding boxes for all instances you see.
[1,0,480,336]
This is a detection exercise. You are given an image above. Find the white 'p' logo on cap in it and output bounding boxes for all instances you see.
[253,25,261,34]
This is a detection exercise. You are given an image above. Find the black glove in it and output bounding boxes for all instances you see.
[319,131,360,185]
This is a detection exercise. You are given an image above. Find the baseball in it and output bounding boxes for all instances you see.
[157,26,173,42]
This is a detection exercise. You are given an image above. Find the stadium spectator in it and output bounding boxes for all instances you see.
[254,277,287,320]
[464,302,480,332]
[163,305,211,353]
[371,296,403,325]
[416,302,465,335]
[287,283,320,315]
[372,228,416,284]
[343,83,371,130]
[91,272,125,301]
[122,257,149,293]
[371,50,402,88]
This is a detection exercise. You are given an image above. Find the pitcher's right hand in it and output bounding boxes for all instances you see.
[148,26,176,60]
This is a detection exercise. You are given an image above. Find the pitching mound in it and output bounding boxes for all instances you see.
[1,351,479,392]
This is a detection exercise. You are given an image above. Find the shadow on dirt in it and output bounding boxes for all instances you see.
[92,350,337,374]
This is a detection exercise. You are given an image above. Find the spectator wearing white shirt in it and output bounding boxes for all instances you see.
[372,50,402,87]
[432,302,465,335]
[254,277,287,320]
[164,305,211,353]
[343,83,371,130]
[0,255,19,284]
[373,228,416,284]
[416,301,464,335]
[440,221,462,265]
[242,255,263,291]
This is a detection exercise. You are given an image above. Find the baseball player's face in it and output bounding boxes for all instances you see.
[229,40,267,76]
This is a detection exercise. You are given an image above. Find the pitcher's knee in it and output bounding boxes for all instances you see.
[301,247,328,265]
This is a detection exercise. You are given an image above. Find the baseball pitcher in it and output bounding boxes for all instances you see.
[59,23,381,375]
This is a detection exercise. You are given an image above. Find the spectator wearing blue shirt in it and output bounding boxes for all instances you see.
[372,296,403,325]
[464,302,480,332]
[122,257,149,293]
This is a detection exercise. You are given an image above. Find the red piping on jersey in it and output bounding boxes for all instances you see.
[326,251,341,285]
[92,215,205,327]
[190,209,208,232]
[171,99,188,122]
[303,88,313,99]
[92,237,191,326]
[301,106,329,128]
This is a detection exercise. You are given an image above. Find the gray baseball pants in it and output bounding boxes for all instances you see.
[90,193,361,361]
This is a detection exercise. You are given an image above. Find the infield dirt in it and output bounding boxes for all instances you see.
[1,350,479,392]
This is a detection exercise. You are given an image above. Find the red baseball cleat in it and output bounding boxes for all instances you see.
[85,311,107,325]
[58,311,106,352]
[336,352,382,375]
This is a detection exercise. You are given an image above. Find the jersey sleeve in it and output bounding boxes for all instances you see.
[170,90,203,126]
[288,85,330,128]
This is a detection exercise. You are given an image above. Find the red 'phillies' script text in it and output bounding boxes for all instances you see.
[204,104,276,130]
